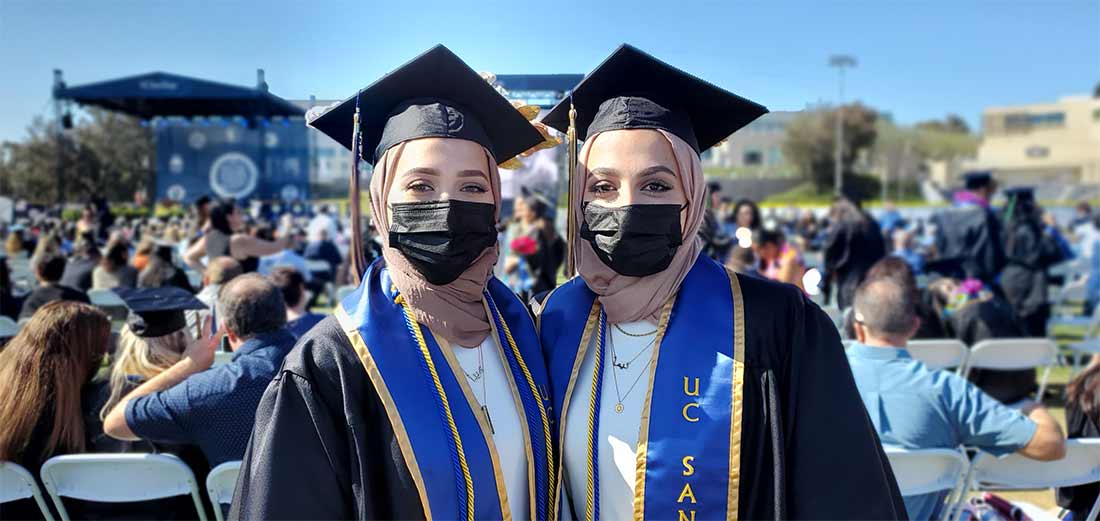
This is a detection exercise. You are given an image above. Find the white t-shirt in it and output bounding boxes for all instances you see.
[452,336,530,519]
[563,321,658,520]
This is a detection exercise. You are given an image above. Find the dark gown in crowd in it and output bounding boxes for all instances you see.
[944,295,1036,404]
[517,226,565,302]
[1057,370,1100,520]
[929,203,1006,287]
[1000,217,1065,337]
[823,213,886,309]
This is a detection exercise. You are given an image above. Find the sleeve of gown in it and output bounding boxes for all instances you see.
[784,298,908,520]
[230,370,353,520]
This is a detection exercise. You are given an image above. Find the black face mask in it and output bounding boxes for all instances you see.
[388,200,497,285]
[579,202,684,277]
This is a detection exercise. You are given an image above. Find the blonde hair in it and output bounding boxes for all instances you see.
[99,326,191,420]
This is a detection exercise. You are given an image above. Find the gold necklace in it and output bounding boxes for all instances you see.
[608,331,657,413]
[613,323,658,338]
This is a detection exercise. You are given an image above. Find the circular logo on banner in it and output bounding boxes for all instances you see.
[280,184,300,202]
[188,131,207,150]
[209,152,259,199]
[169,154,184,174]
[166,184,187,202]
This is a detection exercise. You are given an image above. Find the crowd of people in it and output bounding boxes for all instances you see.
[1,43,1100,521]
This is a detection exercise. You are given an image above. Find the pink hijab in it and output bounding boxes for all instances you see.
[367,140,502,347]
[572,129,705,325]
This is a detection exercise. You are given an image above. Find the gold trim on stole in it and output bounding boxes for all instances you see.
[555,301,602,518]
[630,297,678,521]
[435,325,515,521]
[334,306,434,520]
[726,269,747,521]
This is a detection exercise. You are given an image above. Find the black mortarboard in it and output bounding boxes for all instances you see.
[113,287,206,338]
[1004,186,1035,202]
[963,171,995,190]
[541,44,768,155]
[307,45,543,166]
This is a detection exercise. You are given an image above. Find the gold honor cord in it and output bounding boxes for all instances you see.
[489,298,557,519]
[565,100,579,278]
[398,296,475,521]
[583,315,605,521]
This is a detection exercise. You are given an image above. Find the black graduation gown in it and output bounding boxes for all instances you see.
[1001,220,1064,336]
[822,216,886,309]
[929,204,1006,286]
[229,316,426,520]
[540,256,907,520]
[946,296,1036,404]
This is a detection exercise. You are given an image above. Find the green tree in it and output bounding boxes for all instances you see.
[782,103,878,192]
[0,110,152,204]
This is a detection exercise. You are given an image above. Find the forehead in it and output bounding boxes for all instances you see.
[585,129,677,171]
[393,137,488,172]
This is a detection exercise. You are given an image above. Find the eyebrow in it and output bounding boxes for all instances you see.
[588,165,677,178]
[458,169,489,180]
[402,167,439,177]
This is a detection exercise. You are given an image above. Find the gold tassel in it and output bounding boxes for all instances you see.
[348,97,366,286]
[565,100,578,278]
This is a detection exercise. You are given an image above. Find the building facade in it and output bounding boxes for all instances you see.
[702,111,798,177]
[975,94,1100,187]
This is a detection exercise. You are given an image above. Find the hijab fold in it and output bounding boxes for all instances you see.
[365,141,501,347]
[572,129,705,325]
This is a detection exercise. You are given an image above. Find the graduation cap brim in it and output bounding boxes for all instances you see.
[113,287,207,338]
[540,44,768,154]
[307,44,543,166]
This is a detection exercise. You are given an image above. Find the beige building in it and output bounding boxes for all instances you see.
[972,94,1100,187]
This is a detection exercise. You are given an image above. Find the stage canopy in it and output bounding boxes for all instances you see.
[54,71,303,119]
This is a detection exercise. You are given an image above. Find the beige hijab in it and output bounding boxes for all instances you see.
[367,140,502,347]
[572,129,705,325]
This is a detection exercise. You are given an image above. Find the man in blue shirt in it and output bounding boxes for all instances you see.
[846,277,1066,520]
[104,274,297,466]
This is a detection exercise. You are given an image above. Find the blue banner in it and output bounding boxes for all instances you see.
[154,118,309,204]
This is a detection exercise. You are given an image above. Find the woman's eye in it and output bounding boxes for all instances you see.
[588,181,615,193]
[408,182,434,193]
[642,181,671,192]
[460,184,488,193]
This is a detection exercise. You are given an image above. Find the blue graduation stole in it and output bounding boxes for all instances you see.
[540,255,746,521]
[334,259,555,521]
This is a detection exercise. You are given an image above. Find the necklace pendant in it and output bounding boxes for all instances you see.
[614,402,624,414]
[614,361,629,370]
[481,404,495,434]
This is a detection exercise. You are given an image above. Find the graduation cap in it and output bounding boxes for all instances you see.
[540,44,769,155]
[113,287,206,338]
[1004,186,1034,202]
[307,44,544,166]
[962,171,995,190]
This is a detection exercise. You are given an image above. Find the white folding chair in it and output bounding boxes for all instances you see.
[960,338,1058,400]
[960,438,1100,521]
[86,288,128,320]
[1,461,55,521]
[907,339,969,371]
[205,461,241,521]
[335,285,357,304]
[39,454,207,521]
[87,288,126,308]
[212,351,234,367]
[1050,281,1098,330]
[185,270,203,290]
[0,315,20,338]
[884,447,969,521]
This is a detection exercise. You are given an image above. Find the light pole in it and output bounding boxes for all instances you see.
[829,55,856,195]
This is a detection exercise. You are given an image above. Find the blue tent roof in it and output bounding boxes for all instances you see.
[54,71,304,119]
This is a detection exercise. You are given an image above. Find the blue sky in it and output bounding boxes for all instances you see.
[1,0,1097,142]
